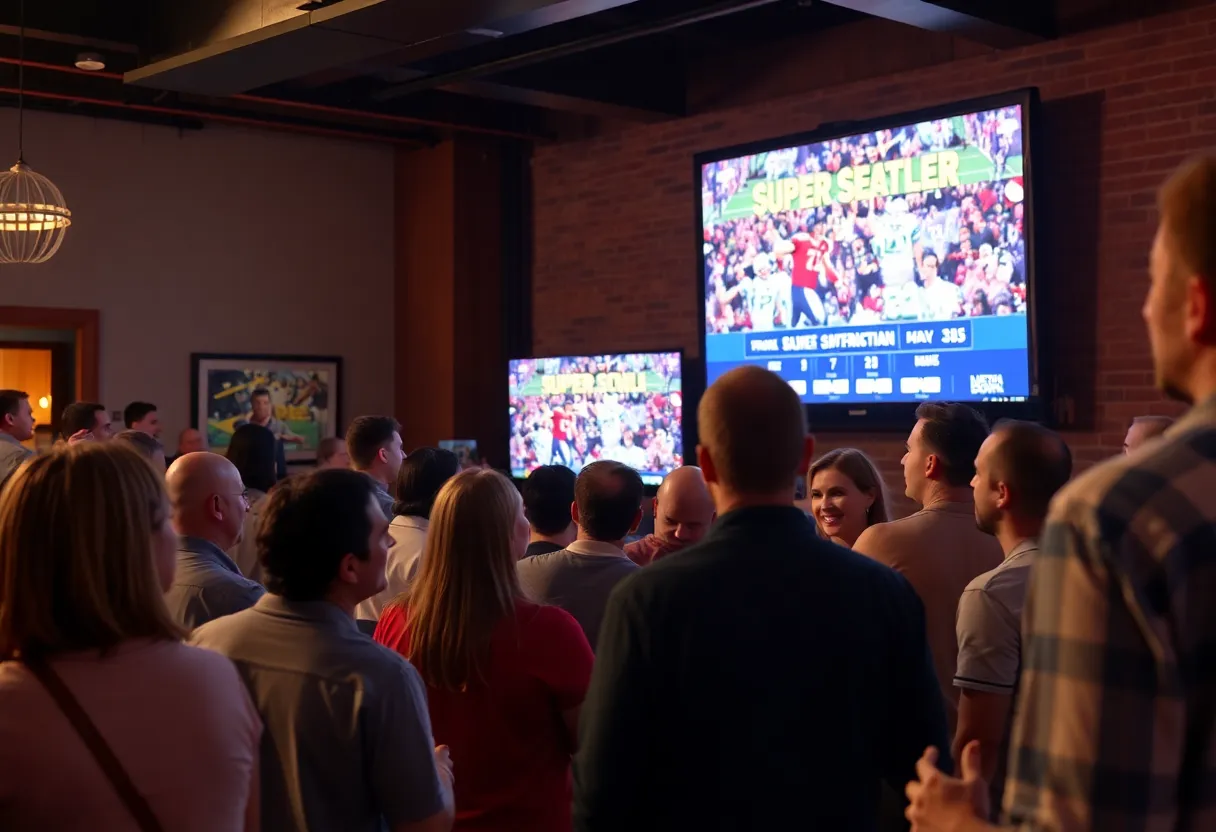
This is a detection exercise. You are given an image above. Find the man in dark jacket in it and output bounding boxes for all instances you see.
[574,366,948,832]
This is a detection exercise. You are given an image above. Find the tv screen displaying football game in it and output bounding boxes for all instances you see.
[701,97,1034,405]
[509,352,683,486]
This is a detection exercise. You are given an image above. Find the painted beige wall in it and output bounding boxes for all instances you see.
[0,109,395,445]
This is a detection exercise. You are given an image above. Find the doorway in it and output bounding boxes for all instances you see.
[0,341,75,448]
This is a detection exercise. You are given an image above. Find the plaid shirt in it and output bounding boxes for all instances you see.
[1003,397,1216,831]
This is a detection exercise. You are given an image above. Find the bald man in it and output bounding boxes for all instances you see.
[575,366,947,832]
[1123,414,1174,454]
[163,452,264,629]
[624,466,715,566]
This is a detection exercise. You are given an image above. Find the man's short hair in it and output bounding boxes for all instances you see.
[0,390,28,418]
[345,416,401,469]
[574,461,644,541]
[1159,154,1216,291]
[62,402,105,437]
[989,420,1073,519]
[250,387,271,401]
[316,437,344,465]
[123,401,157,428]
[522,465,577,536]
[113,429,164,461]
[697,366,807,494]
[393,447,460,518]
[259,469,376,601]
[915,402,990,487]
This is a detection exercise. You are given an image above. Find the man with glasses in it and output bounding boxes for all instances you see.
[164,452,264,629]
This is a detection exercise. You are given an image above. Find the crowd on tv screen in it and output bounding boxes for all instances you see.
[1,157,1215,832]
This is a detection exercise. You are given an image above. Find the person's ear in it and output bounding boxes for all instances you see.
[996,481,1012,511]
[799,434,815,475]
[377,446,389,465]
[571,500,580,526]
[652,496,659,519]
[697,445,718,483]
[630,506,643,535]
[335,552,360,586]
[1185,274,1216,342]
[925,453,941,481]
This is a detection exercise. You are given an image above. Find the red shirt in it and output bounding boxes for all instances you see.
[374,600,593,832]
[791,234,831,289]
[552,410,571,441]
[623,534,685,566]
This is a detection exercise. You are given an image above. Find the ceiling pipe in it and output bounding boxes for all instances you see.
[0,85,428,146]
[374,0,782,101]
[0,57,542,140]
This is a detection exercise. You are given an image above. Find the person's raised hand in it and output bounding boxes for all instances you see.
[67,430,94,445]
[905,741,990,832]
[434,745,454,786]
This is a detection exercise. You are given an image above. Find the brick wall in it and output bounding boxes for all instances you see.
[532,6,1216,514]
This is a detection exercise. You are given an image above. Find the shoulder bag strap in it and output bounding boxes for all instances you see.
[25,659,165,832]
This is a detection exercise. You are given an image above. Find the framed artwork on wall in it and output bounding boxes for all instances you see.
[191,353,342,464]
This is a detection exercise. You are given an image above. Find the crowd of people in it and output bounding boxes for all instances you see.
[703,109,1027,333]
[509,354,683,476]
[0,156,1212,832]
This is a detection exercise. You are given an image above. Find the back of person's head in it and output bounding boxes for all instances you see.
[403,468,525,691]
[114,429,166,469]
[123,401,157,429]
[316,436,347,468]
[914,402,990,487]
[0,443,182,661]
[258,468,376,601]
[808,448,890,525]
[697,365,809,496]
[345,415,401,470]
[1124,415,1174,454]
[1159,154,1216,291]
[574,460,644,541]
[227,423,278,493]
[988,420,1073,520]
[393,447,460,518]
[62,401,105,437]
[521,465,577,536]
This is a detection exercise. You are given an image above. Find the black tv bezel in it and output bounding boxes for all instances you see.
[694,87,1047,431]
[507,349,687,494]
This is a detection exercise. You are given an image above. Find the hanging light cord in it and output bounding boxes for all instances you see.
[16,0,24,164]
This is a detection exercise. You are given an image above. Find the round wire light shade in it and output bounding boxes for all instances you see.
[0,160,71,264]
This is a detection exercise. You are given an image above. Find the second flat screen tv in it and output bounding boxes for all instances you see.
[699,90,1041,426]
[509,352,683,486]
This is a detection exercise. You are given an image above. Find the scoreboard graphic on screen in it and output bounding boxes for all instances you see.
[699,95,1035,408]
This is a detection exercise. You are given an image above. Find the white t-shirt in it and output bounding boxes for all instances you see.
[0,640,260,831]
[356,515,429,621]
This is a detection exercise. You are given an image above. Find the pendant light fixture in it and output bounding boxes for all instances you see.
[0,0,70,264]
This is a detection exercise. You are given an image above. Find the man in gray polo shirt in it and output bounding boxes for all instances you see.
[192,469,454,832]
[518,460,642,650]
[954,419,1072,814]
[0,389,35,487]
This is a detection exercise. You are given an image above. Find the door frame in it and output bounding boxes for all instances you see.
[0,306,99,401]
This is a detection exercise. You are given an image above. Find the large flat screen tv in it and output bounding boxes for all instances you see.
[698,90,1043,428]
[509,352,683,486]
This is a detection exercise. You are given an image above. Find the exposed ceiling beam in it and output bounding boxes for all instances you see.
[818,0,1052,49]
[372,0,780,102]
[0,24,139,55]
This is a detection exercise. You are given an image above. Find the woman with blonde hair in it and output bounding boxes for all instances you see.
[0,443,261,830]
[807,448,890,548]
[375,468,593,832]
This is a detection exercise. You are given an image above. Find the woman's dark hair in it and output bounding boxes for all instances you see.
[393,447,461,519]
[258,469,376,601]
[226,423,278,493]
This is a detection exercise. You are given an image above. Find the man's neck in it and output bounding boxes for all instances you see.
[250,414,270,426]
[711,488,794,517]
[996,517,1042,558]
[531,529,575,549]
[321,590,357,619]
[920,483,972,508]
[574,529,627,550]
[356,466,389,487]
[175,527,229,551]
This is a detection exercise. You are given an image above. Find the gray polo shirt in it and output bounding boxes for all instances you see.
[190,595,445,832]
[517,539,639,650]
[364,473,394,520]
[0,432,33,487]
[164,536,265,630]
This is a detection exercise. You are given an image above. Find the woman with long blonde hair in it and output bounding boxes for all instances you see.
[807,448,890,548]
[375,468,593,832]
[0,443,261,830]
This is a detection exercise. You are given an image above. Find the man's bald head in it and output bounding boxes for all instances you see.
[1123,415,1174,455]
[653,466,715,548]
[165,452,248,549]
[697,366,811,498]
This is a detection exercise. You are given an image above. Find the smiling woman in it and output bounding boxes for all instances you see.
[807,448,889,548]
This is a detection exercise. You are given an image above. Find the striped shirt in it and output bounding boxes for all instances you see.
[1003,396,1216,831]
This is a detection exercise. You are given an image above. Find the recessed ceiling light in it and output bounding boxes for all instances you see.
[74,52,106,72]
[466,27,505,38]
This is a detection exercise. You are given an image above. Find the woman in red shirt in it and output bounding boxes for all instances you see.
[374,468,594,832]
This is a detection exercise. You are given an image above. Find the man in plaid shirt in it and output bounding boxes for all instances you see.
[906,155,1216,831]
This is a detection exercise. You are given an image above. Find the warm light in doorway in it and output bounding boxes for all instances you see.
[38,395,48,409]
